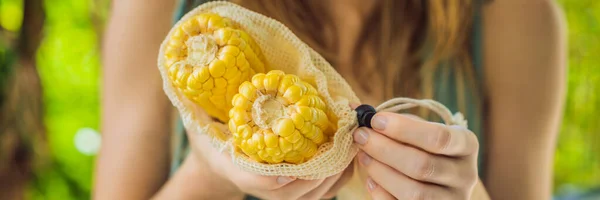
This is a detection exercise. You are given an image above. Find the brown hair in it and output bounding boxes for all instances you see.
[232,0,478,114]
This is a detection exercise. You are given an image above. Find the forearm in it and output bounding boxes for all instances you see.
[153,154,245,200]
[94,0,177,199]
[483,0,566,199]
[485,138,557,199]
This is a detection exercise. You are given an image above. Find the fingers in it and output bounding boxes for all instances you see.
[275,178,327,199]
[355,128,471,186]
[189,114,349,200]
[321,162,354,199]
[225,160,322,198]
[358,152,457,200]
[223,158,296,191]
[298,172,344,200]
[366,178,395,200]
[197,132,340,200]
[369,112,479,156]
[212,142,300,192]
[235,176,325,200]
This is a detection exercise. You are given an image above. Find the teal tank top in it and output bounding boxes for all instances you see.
[169,0,487,195]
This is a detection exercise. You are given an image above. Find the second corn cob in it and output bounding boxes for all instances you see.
[229,70,334,164]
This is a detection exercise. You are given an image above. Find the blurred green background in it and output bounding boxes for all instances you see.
[0,0,598,199]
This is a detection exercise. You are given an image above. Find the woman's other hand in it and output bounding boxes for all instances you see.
[186,128,353,200]
[354,112,479,199]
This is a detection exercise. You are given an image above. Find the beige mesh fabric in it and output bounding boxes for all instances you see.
[157,1,467,179]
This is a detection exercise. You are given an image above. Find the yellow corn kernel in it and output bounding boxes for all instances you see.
[209,59,227,77]
[279,137,294,153]
[292,137,307,151]
[252,132,266,150]
[278,75,298,94]
[283,84,305,103]
[248,154,262,162]
[264,130,279,148]
[229,120,238,134]
[230,107,250,125]
[273,118,295,137]
[232,93,252,111]
[251,73,265,91]
[270,156,284,164]
[296,95,326,111]
[265,147,282,157]
[285,130,303,144]
[301,142,318,158]
[241,140,258,155]
[238,124,253,139]
[187,69,206,89]
[229,70,336,164]
[165,13,266,122]
[257,149,270,161]
[290,113,305,130]
[284,151,304,164]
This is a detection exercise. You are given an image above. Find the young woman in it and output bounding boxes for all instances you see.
[94,0,566,199]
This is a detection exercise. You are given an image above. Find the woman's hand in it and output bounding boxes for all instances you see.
[353,112,479,199]
[187,128,353,200]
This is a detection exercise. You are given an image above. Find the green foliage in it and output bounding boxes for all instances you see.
[553,0,600,194]
[0,0,23,31]
[27,0,102,199]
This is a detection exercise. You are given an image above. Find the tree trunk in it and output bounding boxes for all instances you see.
[0,0,46,199]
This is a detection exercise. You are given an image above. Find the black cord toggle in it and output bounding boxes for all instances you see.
[355,104,377,128]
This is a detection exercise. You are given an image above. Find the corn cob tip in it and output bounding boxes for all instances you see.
[185,34,218,67]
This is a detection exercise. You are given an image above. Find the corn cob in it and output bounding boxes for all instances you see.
[164,13,266,122]
[229,70,335,164]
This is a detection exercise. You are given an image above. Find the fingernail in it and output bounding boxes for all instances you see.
[353,129,368,145]
[358,152,372,166]
[367,178,377,191]
[372,114,387,131]
[277,176,294,184]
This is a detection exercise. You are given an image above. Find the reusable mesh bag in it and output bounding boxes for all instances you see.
[157,1,467,179]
